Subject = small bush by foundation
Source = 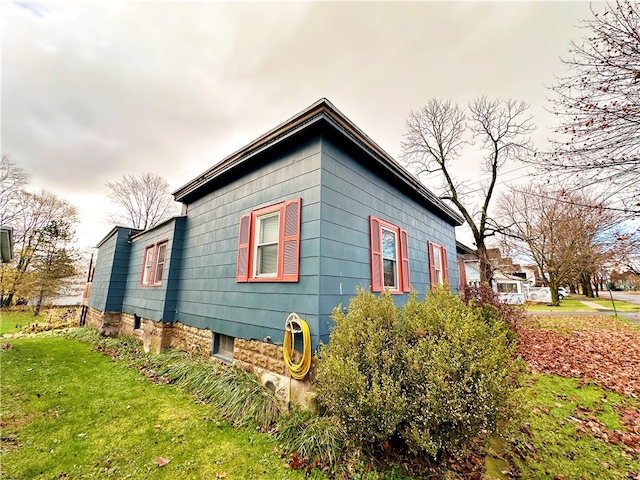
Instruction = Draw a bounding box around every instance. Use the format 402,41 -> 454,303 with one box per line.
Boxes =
316,285 -> 522,460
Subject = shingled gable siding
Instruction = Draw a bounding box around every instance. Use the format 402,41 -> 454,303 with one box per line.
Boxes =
173,136 -> 322,349
89,228 -> 133,313
316,137 -> 458,344
121,217 -> 186,323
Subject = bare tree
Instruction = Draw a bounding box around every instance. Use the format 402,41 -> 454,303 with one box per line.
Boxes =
612,226 -> 640,274
498,185 -> 616,305
0,154 -> 31,226
542,0 -> 640,216
401,96 -> 535,284
106,173 -> 179,230
1,190 -> 79,307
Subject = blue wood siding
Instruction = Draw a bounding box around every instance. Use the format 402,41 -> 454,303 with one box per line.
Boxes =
91,132 -> 460,354
174,136 -> 323,349
89,228 -> 133,312
121,217 -> 186,322
317,137 -> 458,343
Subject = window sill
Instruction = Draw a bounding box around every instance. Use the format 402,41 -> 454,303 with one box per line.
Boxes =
213,353 -> 234,364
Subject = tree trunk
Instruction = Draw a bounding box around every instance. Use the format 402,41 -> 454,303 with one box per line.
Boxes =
548,272 -> 561,306
581,273 -> 594,298
476,243 -> 493,285
34,288 -> 44,316
3,293 -> 14,308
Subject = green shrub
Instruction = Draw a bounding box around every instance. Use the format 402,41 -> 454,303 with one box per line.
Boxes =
316,285 -> 521,458
315,289 -> 407,445
401,287 -> 519,456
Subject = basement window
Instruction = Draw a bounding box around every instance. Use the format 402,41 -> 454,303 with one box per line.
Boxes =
133,314 -> 141,330
213,333 -> 235,362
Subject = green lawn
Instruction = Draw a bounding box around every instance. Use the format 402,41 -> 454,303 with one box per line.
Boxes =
508,375 -> 640,479
3,323 -> 639,479
587,296 -> 640,312
526,296 -> 596,311
526,295 -> 640,312
0,308 -> 40,335
0,335 -> 306,479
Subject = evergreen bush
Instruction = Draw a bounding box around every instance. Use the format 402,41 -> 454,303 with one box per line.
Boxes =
315,285 -> 521,458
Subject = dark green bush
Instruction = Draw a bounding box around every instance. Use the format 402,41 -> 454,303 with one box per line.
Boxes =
400,286 -> 518,456
316,285 -> 521,458
315,289 -> 407,446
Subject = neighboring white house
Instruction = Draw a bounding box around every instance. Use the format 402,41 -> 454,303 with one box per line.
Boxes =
457,244 -> 545,304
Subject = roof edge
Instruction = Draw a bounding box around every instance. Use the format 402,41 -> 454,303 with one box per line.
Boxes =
173,98 -> 464,225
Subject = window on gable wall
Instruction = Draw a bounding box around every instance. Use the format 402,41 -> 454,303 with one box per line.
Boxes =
428,241 -> 449,285
141,246 -> 155,285
140,240 -> 168,287
369,216 -> 410,293
153,242 -> 168,285
236,198 -> 301,283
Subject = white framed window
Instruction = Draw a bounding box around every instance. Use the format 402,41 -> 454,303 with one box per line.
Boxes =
381,227 -> 399,290
236,198 -> 302,283
140,240 -> 169,287
433,246 -> 443,285
254,211 -> 280,277
152,242 -> 168,285
428,241 -> 449,285
369,216 -> 410,293
141,246 -> 155,286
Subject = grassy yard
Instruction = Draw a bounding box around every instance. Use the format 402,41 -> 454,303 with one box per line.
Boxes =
0,308 -> 40,335
507,314 -> 640,480
526,297 -> 596,311
508,374 -> 640,479
2,313 -> 639,479
526,294 -> 640,312
0,335 -> 306,480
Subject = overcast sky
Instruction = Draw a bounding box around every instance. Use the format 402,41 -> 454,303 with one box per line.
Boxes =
2,0 -> 599,251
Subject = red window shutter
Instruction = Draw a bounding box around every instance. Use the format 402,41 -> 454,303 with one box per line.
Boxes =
280,198 -> 301,282
442,246 -> 450,284
457,256 -> 467,290
400,228 -> 411,292
370,216 -> 383,292
236,213 -> 251,282
427,241 -> 436,286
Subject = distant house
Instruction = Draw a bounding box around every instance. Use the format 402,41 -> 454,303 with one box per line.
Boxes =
610,270 -> 640,290
0,226 -> 13,263
87,98 -> 463,378
457,244 -> 532,303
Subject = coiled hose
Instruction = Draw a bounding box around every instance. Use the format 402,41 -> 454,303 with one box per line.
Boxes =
283,313 -> 312,380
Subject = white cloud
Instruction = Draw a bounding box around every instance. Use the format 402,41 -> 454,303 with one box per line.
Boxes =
2,1 -> 595,249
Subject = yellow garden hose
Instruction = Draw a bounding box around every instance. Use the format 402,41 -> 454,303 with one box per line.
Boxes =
283,313 -> 312,380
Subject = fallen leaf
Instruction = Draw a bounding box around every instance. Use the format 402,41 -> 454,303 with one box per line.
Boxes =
77,433 -> 87,437
216,472 -> 227,478
155,456 -> 170,467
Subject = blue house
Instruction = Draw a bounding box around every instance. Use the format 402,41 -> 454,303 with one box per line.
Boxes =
87,98 -> 463,376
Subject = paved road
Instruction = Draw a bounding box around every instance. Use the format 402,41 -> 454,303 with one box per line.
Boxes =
607,291 -> 640,305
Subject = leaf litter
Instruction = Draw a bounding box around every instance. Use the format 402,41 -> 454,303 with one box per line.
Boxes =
518,315 -> 640,457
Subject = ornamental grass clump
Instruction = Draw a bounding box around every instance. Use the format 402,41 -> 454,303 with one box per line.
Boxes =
147,348 -> 280,430
274,409 -> 347,466
315,285 -> 521,459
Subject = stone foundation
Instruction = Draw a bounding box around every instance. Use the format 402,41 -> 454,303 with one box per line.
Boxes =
84,306 -> 315,407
